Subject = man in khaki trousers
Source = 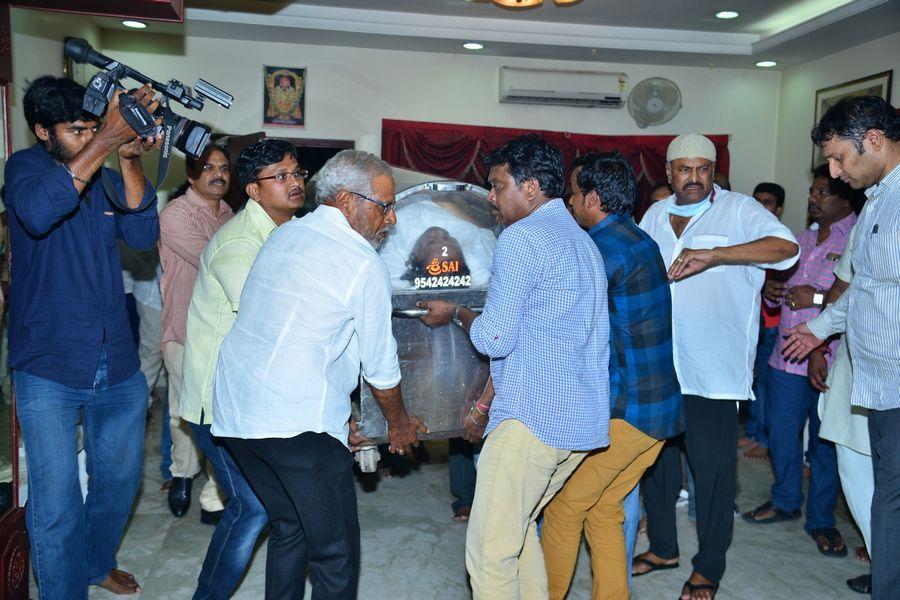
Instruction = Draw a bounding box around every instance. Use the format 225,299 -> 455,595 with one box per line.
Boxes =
420,134 -> 611,599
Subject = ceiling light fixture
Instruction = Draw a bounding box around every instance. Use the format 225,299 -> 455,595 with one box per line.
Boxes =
755,60 -> 778,68
463,42 -> 484,50
715,11 -> 739,19
491,0 -> 582,7
122,20 -> 147,29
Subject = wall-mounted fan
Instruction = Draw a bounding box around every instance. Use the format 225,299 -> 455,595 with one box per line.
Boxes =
627,77 -> 681,128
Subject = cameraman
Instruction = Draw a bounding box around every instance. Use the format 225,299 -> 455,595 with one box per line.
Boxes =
4,76 -> 161,599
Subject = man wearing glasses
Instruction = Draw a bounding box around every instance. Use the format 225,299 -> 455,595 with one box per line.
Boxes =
212,149 -> 425,599
159,144 -> 233,521
180,138 -> 306,598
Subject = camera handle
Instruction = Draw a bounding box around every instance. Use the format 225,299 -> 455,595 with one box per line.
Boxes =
99,97 -> 176,207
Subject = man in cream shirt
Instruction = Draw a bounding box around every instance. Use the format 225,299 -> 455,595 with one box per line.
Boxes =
180,139 -> 305,599
635,134 -> 798,600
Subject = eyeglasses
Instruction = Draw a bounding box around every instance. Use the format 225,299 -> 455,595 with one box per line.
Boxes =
201,164 -> 230,174
254,168 -> 308,183
808,186 -> 832,199
350,190 -> 395,215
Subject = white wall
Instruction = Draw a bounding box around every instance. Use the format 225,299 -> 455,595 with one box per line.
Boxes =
98,31 -> 782,194
775,31 -> 900,232
8,9 -> 100,156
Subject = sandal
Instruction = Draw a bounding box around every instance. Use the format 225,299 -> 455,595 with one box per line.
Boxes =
846,573 -> 871,594
632,555 -> 679,577
680,580 -> 719,600
741,500 -> 801,524
810,528 -> 848,557
451,506 -> 470,522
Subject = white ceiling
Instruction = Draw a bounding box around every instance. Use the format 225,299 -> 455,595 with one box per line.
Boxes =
95,0 -> 900,70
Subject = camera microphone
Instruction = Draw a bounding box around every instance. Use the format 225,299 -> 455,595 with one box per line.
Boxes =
65,37 -> 120,71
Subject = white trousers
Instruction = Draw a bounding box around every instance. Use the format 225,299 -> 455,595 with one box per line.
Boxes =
836,442 -> 874,552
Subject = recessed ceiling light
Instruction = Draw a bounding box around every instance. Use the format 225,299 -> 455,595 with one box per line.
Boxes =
715,11 -> 739,19
122,20 -> 147,29
755,60 -> 778,68
463,42 -> 484,51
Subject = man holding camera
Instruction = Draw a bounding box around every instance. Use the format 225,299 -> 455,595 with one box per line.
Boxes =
4,76 -> 161,598
159,145 -> 233,521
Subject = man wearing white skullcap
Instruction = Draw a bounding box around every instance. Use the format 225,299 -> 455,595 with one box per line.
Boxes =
632,134 -> 800,600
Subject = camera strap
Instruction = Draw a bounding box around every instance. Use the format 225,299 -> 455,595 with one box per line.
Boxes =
99,106 -> 175,208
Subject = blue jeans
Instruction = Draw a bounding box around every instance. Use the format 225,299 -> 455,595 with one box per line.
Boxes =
623,483 -> 640,591
14,349 -> 146,600
189,422 -> 268,600
766,368 -> 838,532
746,326 -> 778,447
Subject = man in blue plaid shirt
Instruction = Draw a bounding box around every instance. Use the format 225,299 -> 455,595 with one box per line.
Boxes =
541,151 -> 683,600
419,134 -> 610,599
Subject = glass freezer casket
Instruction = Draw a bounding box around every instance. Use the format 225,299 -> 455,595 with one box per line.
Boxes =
353,181 -> 501,442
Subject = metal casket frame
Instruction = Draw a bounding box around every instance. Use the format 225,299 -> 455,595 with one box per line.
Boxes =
352,181 -> 501,442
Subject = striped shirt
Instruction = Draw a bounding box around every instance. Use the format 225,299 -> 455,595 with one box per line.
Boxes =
768,212 -> 856,376
808,163 -> 900,411
159,188 -> 233,346
588,214 -> 683,441
469,199 -> 611,451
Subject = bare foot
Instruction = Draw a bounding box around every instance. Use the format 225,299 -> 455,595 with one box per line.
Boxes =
742,444 -> 769,461
160,479 -> 172,493
97,569 -> 141,595
856,546 -> 871,563
737,435 -> 755,448
637,516 -> 647,536
631,550 -> 678,576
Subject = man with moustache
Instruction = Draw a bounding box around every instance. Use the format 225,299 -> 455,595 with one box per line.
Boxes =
180,139 -> 305,598
4,76 -> 161,598
212,149 -> 425,599
418,134 -> 610,599
634,134 -> 798,600
743,167 -> 859,560
783,96 -> 900,598
159,145 -> 233,521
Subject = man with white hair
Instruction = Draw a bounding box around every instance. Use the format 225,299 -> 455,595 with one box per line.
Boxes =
211,149 -> 426,599
633,134 -> 799,600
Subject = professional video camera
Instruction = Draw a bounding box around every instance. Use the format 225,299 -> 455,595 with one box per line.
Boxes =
64,37 -> 233,160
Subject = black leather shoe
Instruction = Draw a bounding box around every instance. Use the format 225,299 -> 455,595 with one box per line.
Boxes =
847,574 -> 871,594
200,509 -> 224,526
167,477 -> 192,517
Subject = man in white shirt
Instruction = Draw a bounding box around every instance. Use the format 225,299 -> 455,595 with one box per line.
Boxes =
635,134 -> 798,600
783,96 -> 900,599
212,149 -> 425,599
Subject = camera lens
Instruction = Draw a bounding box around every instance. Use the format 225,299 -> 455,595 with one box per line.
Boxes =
170,117 -> 212,160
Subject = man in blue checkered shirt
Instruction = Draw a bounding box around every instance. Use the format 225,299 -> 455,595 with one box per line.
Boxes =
541,151 -> 684,600
419,134 -> 610,599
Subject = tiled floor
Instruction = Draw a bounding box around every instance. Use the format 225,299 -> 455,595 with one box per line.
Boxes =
30,401 -> 869,599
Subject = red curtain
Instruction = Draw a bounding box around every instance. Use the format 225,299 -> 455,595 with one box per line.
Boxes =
382,119 -> 730,220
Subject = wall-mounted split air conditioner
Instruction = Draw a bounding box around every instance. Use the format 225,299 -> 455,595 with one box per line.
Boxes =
499,66 -> 628,108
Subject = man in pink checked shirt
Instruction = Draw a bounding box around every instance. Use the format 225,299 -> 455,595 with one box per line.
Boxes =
742,164 -> 864,558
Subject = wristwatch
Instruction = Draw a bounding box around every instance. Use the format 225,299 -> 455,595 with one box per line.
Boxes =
813,292 -> 825,308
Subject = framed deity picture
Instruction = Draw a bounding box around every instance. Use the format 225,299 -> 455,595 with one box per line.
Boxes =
263,66 -> 306,128
812,70 -> 892,168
